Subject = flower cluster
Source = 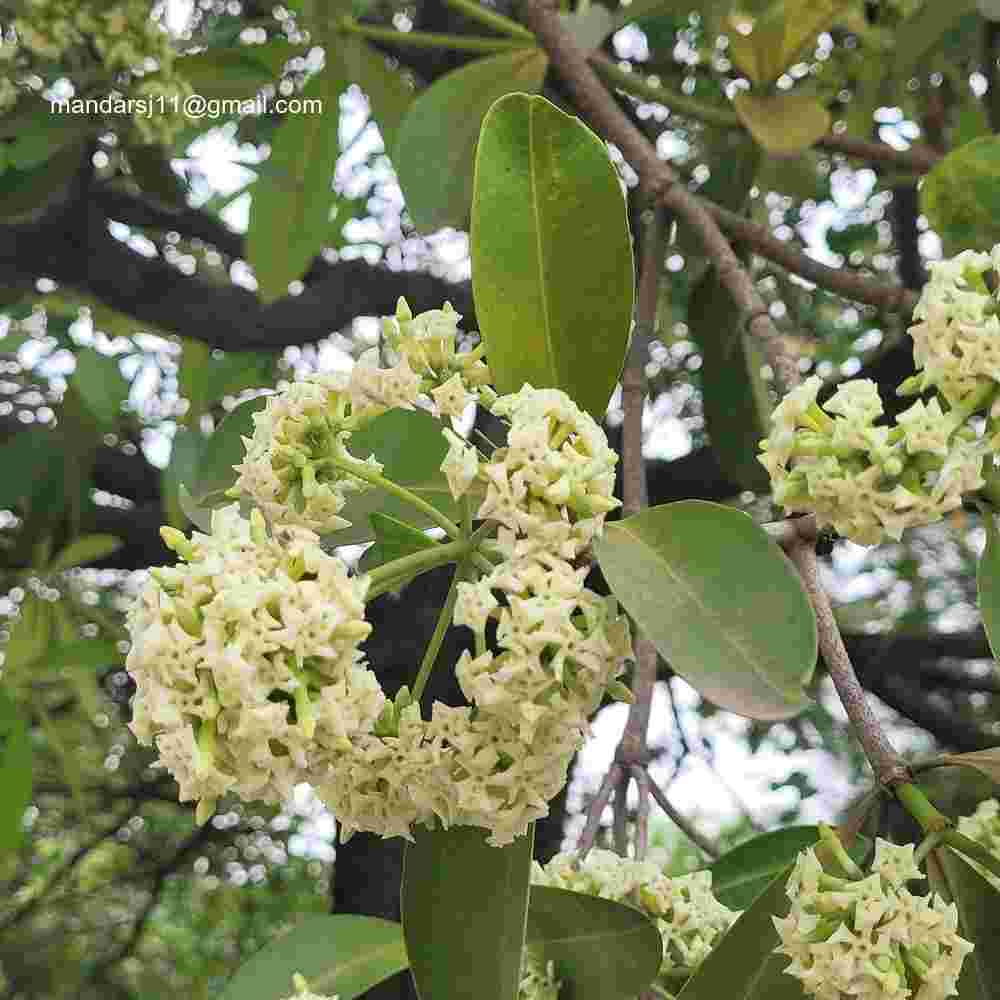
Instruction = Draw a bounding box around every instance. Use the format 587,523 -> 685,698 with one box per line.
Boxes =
758,375 -> 986,545
129,301 -> 632,847
758,245 -> 1000,546
523,850 -> 740,999
774,839 -> 974,1000
126,505 -> 375,824
11,0 -> 191,143
281,973 -> 337,1000
956,798 -> 1000,892
231,373 -> 385,535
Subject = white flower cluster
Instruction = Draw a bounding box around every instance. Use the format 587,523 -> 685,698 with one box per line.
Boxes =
10,0 -> 191,142
523,850 -> 740,999
281,973 -> 337,1000
956,797 -> 1000,891
758,375 -> 987,546
232,373 -> 387,535
774,840 -> 974,1000
126,505 -> 374,824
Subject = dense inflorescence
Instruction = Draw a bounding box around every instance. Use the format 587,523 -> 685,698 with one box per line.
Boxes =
522,849 -> 740,999
774,839 -> 974,1000
956,797 -> 1000,892
759,246 -> 1000,546
127,300 -> 633,846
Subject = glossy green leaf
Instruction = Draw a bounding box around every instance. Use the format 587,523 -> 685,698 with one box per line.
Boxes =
928,848 -> 1000,999
678,865 -> 803,999
202,351 -> 275,407
0,686 -> 32,855
163,429 -> 207,529
192,395 -> 269,501
219,914 -> 409,1000
126,144 -> 189,209
472,93 -> 633,422
0,430 -> 61,510
47,534 -> 122,573
733,93 -> 831,157
978,514 -> 1000,667
329,408 -> 467,546
247,68 -> 344,302
526,885 -> 662,1000
38,639 -> 122,674
358,512 -> 437,575
176,49 -> 274,101
339,36 -> 414,155
709,827 -> 820,910
935,749 -> 1000,787
395,50 -> 548,233
72,350 -> 129,427
0,99 -> 97,171
921,136 -> 1000,254
610,0 -> 729,33
0,143 -> 87,223
403,824 -> 534,1000
594,501 -> 816,720
893,0 -> 977,80
179,482 -> 214,533
687,267 -> 770,492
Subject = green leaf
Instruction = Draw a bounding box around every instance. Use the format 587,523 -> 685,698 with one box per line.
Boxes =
0,430 -> 61,510
126,144 -> 189,209
358,511 -> 437,575
175,49 -> 275,101
928,848 -> 1000,999
472,93 -> 633,422
201,351 -> 275,407
559,7 -> 618,51
687,268 -> 770,492
247,68 -> 344,302
934,749 -> 1000,787
921,136 -> 1000,254
0,98 -> 97,171
179,482 -> 214,533
677,865 -> 805,999
395,49 -> 548,234
330,408 -> 467,546
709,827 -> 821,910
38,639 -> 122,674
192,395 -> 270,501
164,428 -> 207,529
339,37 -> 414,155
733,93 -> 831,157
594,501 -> 817,720
72,350 -> 129,427
47,534 -> 122,573
526,885 -> 662,1000
3,595 -> 52,675
978,514 -> 1000,667
610,0 -> 729,34
0,143 -> 86,223
218,914 -> 409,1000
402,824 -> 534,1000
0,686 -> 32,855
892,0 -> 977,80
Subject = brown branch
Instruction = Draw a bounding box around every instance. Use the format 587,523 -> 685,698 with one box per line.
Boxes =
813,134 -> 940,174
785,517 -> 911,788
646,772 -> 720,858
523,0 -> 795,387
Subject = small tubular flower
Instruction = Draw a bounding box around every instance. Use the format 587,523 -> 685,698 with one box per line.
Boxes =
956,798 -> 1000,891
126,506 -> 373,822
774,839 -> 974,1000
282,973 -> 338,1000
532,850 -> 740,997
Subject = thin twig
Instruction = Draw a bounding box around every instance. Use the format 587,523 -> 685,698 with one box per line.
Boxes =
577,763 -> 623,858
785,517 -> 911,789
632,765 -> 651,861
613,775 -> 630,856
646,775 -> 720,859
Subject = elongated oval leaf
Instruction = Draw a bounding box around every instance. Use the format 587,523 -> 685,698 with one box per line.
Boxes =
677,865 -> 804,999
733,93 -> 831,157
395,49 -> 548,233
978,513 -> 1000,668
594,501 -> 817,720
192,395 -> 270,501
73,350 -> 129,427
247,67 -> 344,302
472,93 -> 633,421
47,534 -> 122,573
0,686 -> 32,854
709,827 -> 820,910
358,511 -> 437,575
892,0 -> 977,79
526,885 -> 662,1000
339,36 -> 414,155
928,848 -> 1000,999
936,749 -> 1000,786
219,914 -> 408,1000
40,639 -> 122,674
402,824 -> 534,1000
176,49 -> 274,101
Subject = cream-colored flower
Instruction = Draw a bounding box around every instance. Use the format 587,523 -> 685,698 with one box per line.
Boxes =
956,798 -> 1000,891
282,972 -> 338,1000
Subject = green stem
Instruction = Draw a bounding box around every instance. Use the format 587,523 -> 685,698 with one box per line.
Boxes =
412,560 -> 467,703
914,830 -> 946,866
590,56 -> 741,129
943,829 -> 1000,883
895,783 -> 952,834
365,539 -> 470,593
329,454 -> 462,538
341,18 -> 535,51
439,0 -> 536,40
